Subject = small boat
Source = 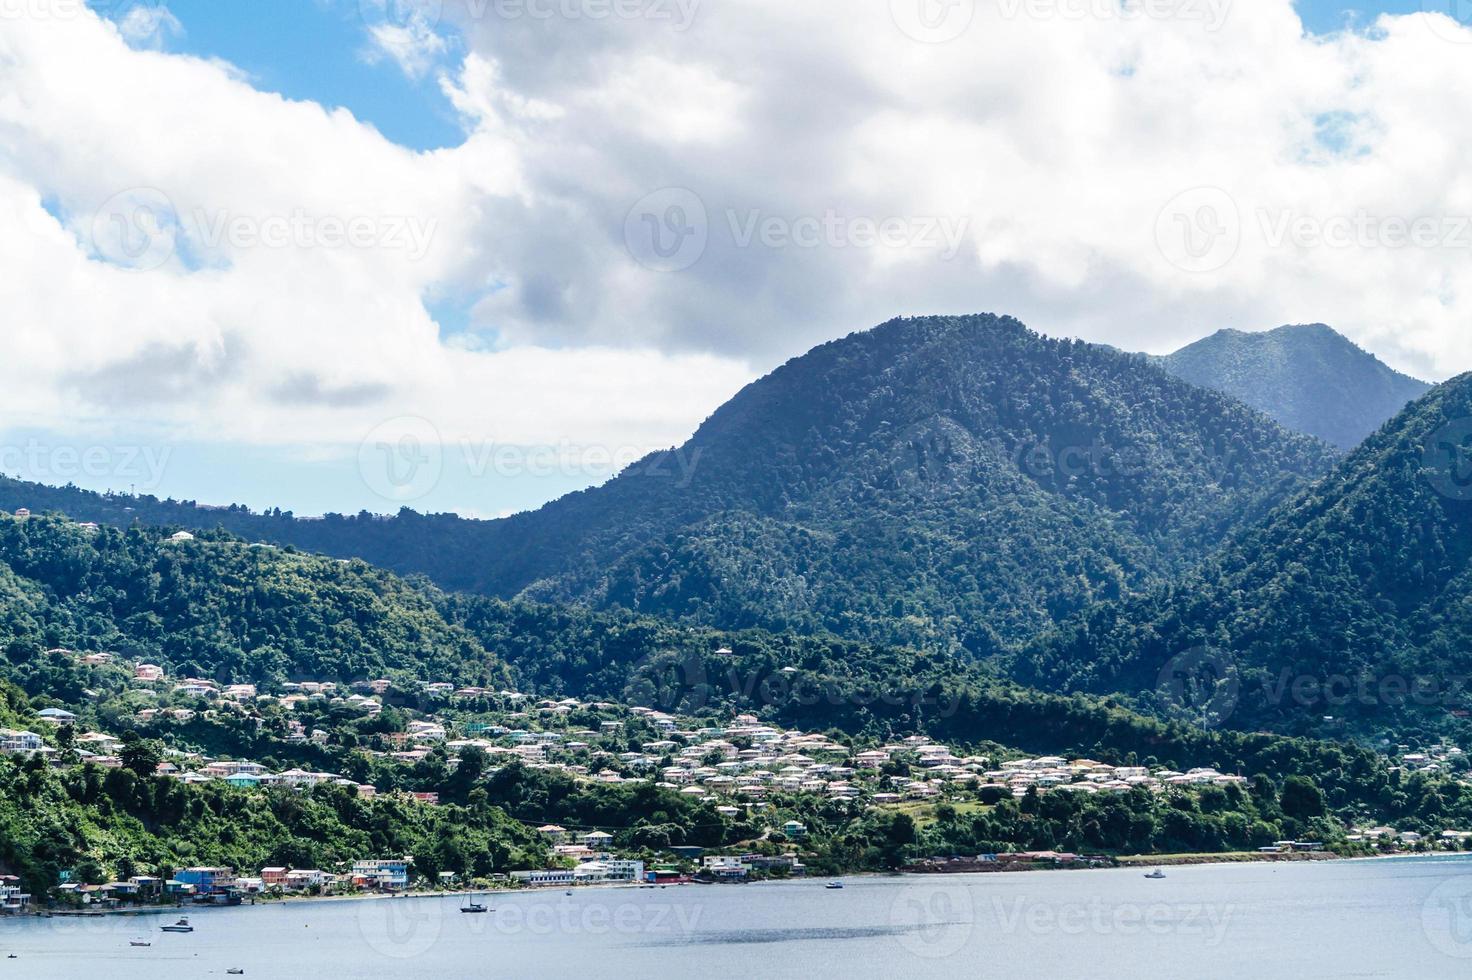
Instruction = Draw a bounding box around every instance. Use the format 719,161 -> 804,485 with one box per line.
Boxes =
129,940 -> 151,947
1144,869 -> 1166,879
564,890 -> 573,897
825,881 -> 844,890
227,970 -> 245,975
460,895 -> 489,913
160,916 -> 194,932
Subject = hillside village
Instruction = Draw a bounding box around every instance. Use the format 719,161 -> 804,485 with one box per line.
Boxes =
5,644 -> 1472,912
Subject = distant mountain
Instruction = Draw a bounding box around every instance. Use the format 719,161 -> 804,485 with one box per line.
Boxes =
0,314 -> 1335,651
1156,323 -> 1431,449
1017,373 -> 1472,736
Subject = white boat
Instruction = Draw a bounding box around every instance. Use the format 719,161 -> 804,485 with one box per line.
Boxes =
160,917 -> 194,932
825,881 -> 844,890
1144,869 -> 1166,879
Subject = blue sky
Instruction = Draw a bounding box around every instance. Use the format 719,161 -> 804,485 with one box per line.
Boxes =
121,0 -> 466,151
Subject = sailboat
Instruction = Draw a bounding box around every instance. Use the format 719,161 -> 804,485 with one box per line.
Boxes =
459,894 -> 489,913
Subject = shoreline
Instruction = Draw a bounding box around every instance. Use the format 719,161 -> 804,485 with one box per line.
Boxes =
24,850 -> 1470,918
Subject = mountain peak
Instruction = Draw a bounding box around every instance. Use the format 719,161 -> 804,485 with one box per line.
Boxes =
1157,323 -> 1431,449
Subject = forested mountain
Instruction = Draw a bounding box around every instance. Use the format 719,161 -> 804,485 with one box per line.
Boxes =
0,315 -> 1335,651
0,516 -> 508,689
1017,373 -> 1472,737
1156,324 -> 1431,449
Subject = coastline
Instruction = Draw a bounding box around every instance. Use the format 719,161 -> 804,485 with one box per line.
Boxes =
25,849 -> 1470,919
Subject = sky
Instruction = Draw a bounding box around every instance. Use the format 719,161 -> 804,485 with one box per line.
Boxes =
2,0 -> 1471,517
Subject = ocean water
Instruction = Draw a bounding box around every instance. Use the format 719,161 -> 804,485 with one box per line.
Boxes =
5,856 -> 1472,979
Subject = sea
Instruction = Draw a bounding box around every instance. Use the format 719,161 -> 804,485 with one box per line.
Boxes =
5,855 -> 1472,978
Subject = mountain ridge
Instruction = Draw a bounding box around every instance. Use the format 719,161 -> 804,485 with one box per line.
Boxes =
0,314 -> 1336,652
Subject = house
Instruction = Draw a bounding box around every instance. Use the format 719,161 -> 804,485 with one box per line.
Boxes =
511,869 -> 576,886
261,867 -> 290,889
537,825 -> 567,842
286,869 -> 333,891
174,867 -> 236,896
75,732 -> 121,753
581,831 -> 615,848
781,820 -> 808,840
0,729 -> 45,755
134,664 -> 165,682
352,859 -> 410,890
0,888 -> 29,913
0,878 -> 31,913
169,531 -> 195,542
36,708 -> 77,725
701,856 -> 749,879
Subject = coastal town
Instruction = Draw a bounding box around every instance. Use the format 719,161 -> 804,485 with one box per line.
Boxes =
4,643 -> 1472,914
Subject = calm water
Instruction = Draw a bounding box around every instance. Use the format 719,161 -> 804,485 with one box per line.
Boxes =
6,856 -> 1472,978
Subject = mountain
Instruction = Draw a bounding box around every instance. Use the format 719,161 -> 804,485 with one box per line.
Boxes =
1017,373 -> 1472,737
0,315 -> 1336,650
0,315 -> 1336,651
1156,324 -> 1432,449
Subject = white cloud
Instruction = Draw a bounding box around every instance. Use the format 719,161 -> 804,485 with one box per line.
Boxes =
427,0 -> 1472,380
0,8 -> 751,461
5,0 -> 1472,506
364,21 -> 450,78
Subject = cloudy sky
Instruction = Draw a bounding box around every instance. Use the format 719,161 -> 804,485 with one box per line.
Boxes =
2,0 -> 1470,516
